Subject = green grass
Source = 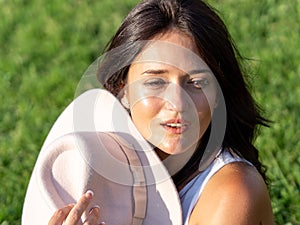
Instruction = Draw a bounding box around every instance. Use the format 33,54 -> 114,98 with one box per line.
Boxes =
0,0 -> 299,224
213,1 -> 300,224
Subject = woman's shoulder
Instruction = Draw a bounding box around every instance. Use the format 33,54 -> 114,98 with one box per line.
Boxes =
189,162 -> 274,225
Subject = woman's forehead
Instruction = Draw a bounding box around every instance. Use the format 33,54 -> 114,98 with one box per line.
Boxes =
133,39 -> 210,73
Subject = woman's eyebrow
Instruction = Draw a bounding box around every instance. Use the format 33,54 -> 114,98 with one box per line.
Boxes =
141,69 -> 168,75
187,69 -> 212,75
141,69 -> 212,76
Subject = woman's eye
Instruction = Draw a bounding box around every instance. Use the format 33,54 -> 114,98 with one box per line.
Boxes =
144,78 -> 168,89
188,78 -> 209,89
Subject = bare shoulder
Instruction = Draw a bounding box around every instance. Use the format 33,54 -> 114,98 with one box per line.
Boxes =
189,162 -> 274,225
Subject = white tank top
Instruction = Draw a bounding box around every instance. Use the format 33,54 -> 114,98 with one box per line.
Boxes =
179,149 -> 253,225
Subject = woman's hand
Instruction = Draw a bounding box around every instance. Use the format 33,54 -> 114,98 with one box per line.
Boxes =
48,190 -> 104,225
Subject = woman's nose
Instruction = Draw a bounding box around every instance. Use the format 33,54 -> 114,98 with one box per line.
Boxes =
163,83 -> 190,112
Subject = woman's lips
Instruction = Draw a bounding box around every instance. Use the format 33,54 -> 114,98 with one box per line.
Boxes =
160,119 -> 189,134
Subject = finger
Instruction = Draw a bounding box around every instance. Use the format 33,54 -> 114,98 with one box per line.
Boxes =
64,190 -> 94,225
48,204 -> 74,225
83,206 -> 101,225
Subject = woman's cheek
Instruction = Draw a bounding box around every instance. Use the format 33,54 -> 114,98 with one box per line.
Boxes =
130,97 -> 162,138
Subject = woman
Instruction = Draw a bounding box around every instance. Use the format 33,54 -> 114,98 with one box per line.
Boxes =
49,0 -> 274,224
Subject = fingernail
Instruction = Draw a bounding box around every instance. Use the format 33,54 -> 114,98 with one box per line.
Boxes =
100,222 -> 106,225
94,205 -> 100,209
90,206 -> 100,215
89,205 -> 100,213
85,190 -> 94,199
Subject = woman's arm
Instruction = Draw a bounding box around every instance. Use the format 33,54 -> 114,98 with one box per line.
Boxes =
48,190 -> 103,225
189,162 -> 274,225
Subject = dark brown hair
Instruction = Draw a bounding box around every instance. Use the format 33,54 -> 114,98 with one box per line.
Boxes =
97,0 -> 269,186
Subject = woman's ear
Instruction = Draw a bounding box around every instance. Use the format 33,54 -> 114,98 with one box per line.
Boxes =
214,99 -> 218,109
120,91 -> 130,110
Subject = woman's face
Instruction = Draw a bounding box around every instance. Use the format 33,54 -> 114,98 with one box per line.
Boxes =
124,31 -> 217,159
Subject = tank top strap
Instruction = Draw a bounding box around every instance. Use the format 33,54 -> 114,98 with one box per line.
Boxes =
179,148 -> 253,225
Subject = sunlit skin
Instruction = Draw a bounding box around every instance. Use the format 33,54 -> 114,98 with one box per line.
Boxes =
124,30 -> 218,161
48,29 -> 274,225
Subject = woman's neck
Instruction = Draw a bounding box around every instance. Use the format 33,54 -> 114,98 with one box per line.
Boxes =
153,144 -> 199,178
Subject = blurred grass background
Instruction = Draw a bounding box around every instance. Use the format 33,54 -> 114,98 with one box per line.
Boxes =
0,0 -> 299,224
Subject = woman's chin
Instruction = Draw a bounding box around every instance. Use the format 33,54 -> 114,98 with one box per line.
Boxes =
156,140 -> 198,156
